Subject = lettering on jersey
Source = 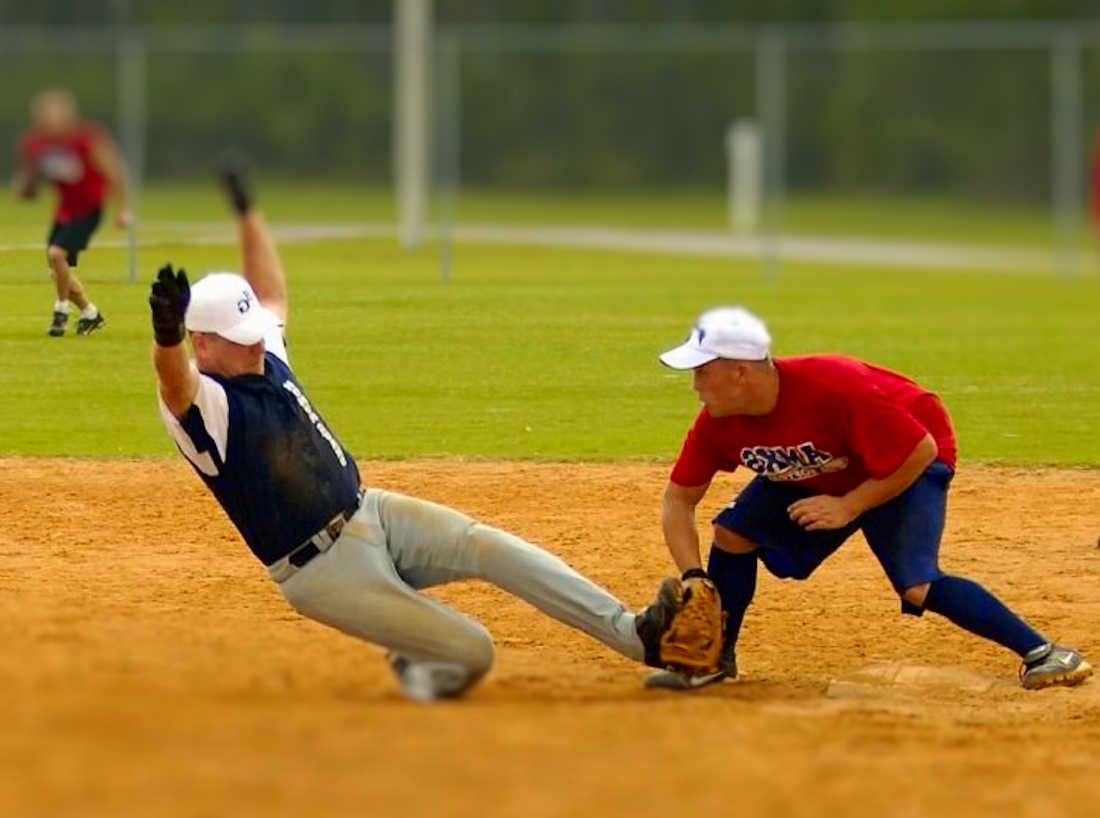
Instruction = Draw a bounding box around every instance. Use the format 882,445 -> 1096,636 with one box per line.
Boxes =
740,442 -> 849,482
38,148 -> 83,183
281,380 -> 348,467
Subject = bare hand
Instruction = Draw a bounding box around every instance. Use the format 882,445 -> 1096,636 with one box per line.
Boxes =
787,495 -> 860,531
13,172 -> 38,200
115,208 -> 132,229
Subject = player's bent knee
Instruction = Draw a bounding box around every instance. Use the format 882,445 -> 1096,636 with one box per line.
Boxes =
712,524 -> 759,555
46,245 -> 68,266
463,628 -> 495,681
899,582 -> 931,616
428,625 -> 493,697
418,613 -> 494,682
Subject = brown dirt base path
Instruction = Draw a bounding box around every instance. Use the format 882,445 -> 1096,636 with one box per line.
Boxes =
1,459 -> 1099,818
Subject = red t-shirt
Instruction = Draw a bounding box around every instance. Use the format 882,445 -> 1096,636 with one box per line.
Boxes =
19,122 -> 109,222
670,355 -> 957,495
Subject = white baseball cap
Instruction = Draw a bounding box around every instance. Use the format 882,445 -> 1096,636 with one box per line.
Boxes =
659,306 -> 772,369
185,272 -> 280,345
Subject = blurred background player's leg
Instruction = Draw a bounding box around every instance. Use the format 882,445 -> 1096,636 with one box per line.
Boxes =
45,242 -> 101,336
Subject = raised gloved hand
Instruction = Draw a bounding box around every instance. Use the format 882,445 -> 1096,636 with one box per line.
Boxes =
149,264 -> 190,347
218,151 -> 254,214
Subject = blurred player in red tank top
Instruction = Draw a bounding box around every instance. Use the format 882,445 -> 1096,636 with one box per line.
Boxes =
12,89 -> 130,337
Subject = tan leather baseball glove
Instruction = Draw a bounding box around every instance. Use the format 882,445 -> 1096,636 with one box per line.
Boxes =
659,576 -> 724,674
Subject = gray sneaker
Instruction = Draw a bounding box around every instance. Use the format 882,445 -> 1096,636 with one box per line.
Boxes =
385,652 -> 469,701
644,641 -> 737,690
1019,643 -> 1092,690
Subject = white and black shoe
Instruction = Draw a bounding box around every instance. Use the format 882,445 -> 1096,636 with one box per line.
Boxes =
644,641 -> 737,690
76,311 -> 106,336
47,310 -> 68,337
1019,643 -> 1092,690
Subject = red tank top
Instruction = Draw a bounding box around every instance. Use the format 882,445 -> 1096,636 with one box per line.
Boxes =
20,122 -> 109,222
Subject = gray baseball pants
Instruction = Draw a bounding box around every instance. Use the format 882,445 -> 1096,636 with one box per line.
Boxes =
270,488 -> 644,699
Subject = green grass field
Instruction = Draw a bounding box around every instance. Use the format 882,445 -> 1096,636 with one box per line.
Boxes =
1,183 -> 1097,464
0,180 -> 1078,248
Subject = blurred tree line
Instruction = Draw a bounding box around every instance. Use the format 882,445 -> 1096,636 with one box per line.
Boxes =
1,0 -> 1096,199
0,0 -> 1090,25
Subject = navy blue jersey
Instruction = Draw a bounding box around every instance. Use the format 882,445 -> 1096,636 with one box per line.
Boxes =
160,329 -> 361,565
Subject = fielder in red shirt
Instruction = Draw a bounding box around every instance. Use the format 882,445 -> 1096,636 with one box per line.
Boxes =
12,89 -> 130,337
649,306 -> 1091,691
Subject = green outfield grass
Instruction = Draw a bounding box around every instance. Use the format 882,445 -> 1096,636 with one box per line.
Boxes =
0,180 -> 1079,248
0,201 -> 1097,464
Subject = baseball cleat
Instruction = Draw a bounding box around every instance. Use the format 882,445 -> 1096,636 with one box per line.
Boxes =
47,310 -> 68,336
1019,643 -> 1092,690
644,642 -> 737,690
75,312 -> 106,335
386,652 -> 471,701
635,577 -> 683,669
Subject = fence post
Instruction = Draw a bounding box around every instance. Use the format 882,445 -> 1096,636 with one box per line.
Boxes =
1051,29 -> 1083,279
434,31 -> 460,283
756,30 -> 785,280
116,26 -> 146,284
727,119 -> 762,234
395,0 -> 432,249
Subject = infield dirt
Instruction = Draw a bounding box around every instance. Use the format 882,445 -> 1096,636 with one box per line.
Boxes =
2,459 -> 1098,818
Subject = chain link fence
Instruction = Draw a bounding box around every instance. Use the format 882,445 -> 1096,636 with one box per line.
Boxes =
2,22 -> 1097,275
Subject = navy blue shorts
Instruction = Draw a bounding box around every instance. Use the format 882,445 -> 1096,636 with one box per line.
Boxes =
48,208 -> 102,266
712,461 -> 954,593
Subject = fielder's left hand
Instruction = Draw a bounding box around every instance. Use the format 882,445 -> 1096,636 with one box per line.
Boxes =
787,495 -> 860,531
149,264 -> 190,347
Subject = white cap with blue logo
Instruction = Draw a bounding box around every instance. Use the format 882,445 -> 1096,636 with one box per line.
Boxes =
659,306 -> 772,369
185,272 -> 281,345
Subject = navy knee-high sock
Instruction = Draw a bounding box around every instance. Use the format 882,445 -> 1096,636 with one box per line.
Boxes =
707,547 -> 758,648
922,575 -> 1046,657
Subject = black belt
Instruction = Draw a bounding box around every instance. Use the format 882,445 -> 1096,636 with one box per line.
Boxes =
285,488 -> 365,569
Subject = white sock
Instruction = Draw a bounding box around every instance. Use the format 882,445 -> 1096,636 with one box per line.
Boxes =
80,303 -> 98,320
54,300 -> 70,314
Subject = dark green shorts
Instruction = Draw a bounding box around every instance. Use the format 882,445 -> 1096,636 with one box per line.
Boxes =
47,209 -> 102,266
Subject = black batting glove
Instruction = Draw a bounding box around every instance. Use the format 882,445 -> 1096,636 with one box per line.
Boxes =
149,264 -> 190,347
217,151 -> 254,214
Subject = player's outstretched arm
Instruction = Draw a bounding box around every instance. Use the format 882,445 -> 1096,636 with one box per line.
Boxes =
218,156 -> 288,324
149,264 -> 199,416
11,142 -> 36,200
661,480 -> 711,573
89,133 -> 131,228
